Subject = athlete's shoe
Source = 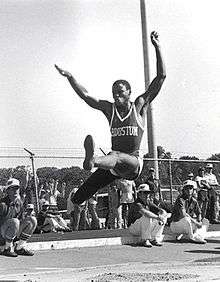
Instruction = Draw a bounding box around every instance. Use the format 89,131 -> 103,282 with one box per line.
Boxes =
189,238 -> 207,244
15,247 -> 34,256
150,240 -> 163,247
137,239 -> 153,248
83,135 -> 95,170
2,247 -> 18,257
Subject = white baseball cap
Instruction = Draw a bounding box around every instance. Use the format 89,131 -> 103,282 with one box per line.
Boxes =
206,163 -> 213,168
137,184 -> 151,193
26,204 -> 34,210
6,178 -> 20,189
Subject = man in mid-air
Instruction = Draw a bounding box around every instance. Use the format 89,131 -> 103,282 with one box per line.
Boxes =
55,31 -> 166,205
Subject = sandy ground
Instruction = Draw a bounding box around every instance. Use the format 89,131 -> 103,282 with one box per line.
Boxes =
1,238 -> 220,281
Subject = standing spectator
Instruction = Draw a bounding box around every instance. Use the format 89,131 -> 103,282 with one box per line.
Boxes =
170,180 -> 208,244
107,183 -> 121,229
0,186 -> 6,199
215,193 -> 220,221
88,193 -> 100,230
117,179 -> 136,228
195,167 -> 210,220
24,166 -> 39,210
0,178 -> 37,257
38,185 -> 49,210
204,163 -> 220,224
128,184 -> 168,247
46,178 -> 61,206
145,168 -> 160,201
57,181 -> 67,210
69,180 -> 90,231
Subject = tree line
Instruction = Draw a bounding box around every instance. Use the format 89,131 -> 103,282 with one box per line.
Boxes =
0,147 -> 220,196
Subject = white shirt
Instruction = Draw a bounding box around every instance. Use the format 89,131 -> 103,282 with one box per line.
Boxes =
118,179 -> 135,204
204,172 -> 219,186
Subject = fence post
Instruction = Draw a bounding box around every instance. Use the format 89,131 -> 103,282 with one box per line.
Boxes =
168,159 -> 173,205
24,148 -> 39,214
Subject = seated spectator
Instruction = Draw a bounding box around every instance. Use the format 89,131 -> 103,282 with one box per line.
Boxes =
128,184 -> 168,247
37,201 -> 70,233
0,178 -> 37,257
170,180 -> 208,244
36,202 -> 51,233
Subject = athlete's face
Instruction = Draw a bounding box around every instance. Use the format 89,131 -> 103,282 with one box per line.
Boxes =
112,83 -> 131,106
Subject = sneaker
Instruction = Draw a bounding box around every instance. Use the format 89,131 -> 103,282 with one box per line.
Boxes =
83,135 -> 95,170
2,247 -> 18,257
15,247 -> 34,256
150,240 -> 163,247
141,240 -> 153,248
189,238 -> 207,244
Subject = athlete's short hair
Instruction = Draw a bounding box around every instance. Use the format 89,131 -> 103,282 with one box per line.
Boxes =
112,80 -> 131,93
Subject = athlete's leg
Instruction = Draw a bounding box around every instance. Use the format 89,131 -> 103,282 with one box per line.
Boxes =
83,135 -> 140,180
72,169 -> 119,205
95,152 -> 139,179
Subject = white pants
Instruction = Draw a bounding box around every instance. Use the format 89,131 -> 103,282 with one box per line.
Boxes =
128,216 -> 166,242
170,217 -> 208,240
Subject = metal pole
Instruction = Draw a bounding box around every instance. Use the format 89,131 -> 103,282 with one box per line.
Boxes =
140,0 -> 159,179
24,148 -> 39,213
168,160 -> 173,205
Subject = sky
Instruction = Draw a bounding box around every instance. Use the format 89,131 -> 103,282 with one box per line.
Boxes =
0,0 -> 220,169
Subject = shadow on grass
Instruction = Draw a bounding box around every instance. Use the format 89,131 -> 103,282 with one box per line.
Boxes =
185,249 -> 220,255
206,239 -> 220,244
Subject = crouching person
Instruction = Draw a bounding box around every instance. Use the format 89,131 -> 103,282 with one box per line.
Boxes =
170,180 -> 208,244
0,178 -> 37,257
127,184 -> 168,247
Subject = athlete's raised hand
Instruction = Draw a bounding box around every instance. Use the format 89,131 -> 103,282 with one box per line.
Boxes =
150,31 -> 160,47
55,64 -> 72,79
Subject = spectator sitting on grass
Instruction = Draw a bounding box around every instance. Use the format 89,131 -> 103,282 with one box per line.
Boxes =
128,184 -> 168,247
170,180 -> 208,244
36,201 -> 70,233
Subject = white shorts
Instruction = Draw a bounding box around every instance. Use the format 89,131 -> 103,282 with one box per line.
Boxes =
110,150 -> 143,180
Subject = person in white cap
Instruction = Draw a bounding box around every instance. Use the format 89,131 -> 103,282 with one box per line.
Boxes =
204,163 -> 220,224
0,178 -> 37,257
170,180 -> 208,244
127,183 -> 168,247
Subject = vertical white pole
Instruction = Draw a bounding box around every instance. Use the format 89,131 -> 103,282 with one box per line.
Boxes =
140,0 -> 159,179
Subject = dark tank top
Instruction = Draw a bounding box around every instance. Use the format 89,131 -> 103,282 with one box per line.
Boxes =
109,103 -> 144,153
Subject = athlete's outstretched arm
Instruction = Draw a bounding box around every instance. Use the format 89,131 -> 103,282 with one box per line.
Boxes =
55,64 -> 110,111
135,31 -> 166,109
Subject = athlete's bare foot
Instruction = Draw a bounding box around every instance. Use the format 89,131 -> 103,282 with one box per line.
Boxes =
83,135 -> 95,170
